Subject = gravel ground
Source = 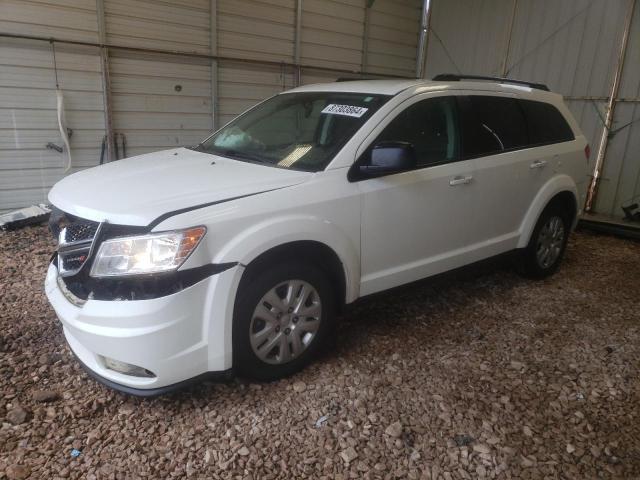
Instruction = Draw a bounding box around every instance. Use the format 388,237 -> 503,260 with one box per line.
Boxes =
1,225 -> 639,479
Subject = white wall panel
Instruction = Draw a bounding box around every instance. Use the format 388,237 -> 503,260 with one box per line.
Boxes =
217,0 -> 295,127
0,0 -> 99,43
108,54 -> 213,156
1,0 -> 423,212
301,0 -> 365,71
0,0 -> 101,211
425,0 -> 511,78
366,0 -> 420,77
101,0 -> 214,158
105,0 -> 210,53
0,34 -> 104,212
218,63 -> 294,127
218,0 -> 295,62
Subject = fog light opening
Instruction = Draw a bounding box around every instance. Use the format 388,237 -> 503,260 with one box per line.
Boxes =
100,356 -> 156,378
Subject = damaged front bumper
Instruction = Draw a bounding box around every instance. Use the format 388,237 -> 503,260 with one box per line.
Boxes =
45,261 -> 239,395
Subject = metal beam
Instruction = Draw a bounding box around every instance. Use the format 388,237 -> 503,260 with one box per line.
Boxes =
294,0 -> 302,86
415,0 -> 432,78
501,0 -> 518,77
361,3 -> 371,73
585,0 -> 636,212
0,32 -> 412,80
565,96 -> 640,103
95,0 -> 115,162
210,0 -> 219,130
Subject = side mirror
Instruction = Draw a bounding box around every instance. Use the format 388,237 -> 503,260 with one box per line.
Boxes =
358,141 -> 417,177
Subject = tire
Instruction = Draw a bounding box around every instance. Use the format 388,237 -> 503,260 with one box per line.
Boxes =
518,204 -> 571,279
232,261 -> 336,381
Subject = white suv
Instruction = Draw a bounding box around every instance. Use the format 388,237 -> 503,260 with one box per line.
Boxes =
45,75 -> 589,395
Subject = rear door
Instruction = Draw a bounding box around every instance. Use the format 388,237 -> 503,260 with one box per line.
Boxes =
520,99 -> 581,203
458,94 -> 542,252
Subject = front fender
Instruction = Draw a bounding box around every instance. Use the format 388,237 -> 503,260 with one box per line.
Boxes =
213,214 -> 360,302
517,175 -> 578,248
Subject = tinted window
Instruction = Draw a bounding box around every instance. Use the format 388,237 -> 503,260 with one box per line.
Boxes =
520,100 -> 574,145
374,96 -> 459,167
457,97 -> 501,157
461,96 -> 529,158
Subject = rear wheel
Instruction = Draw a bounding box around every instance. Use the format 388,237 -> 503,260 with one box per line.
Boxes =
233,262 -> 335,380
518,205 -> 571,279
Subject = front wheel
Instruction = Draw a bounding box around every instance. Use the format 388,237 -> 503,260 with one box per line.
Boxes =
518,206 -> 571,279
232,262 -> 335,381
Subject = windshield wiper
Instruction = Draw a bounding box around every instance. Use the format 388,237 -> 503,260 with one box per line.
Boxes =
219,149 -> 269,164
184,140 -> 207,152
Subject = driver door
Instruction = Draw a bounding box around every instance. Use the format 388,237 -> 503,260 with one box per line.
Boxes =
356,94 -> 480,296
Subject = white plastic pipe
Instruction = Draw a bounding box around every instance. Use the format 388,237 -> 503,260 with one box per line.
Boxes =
56,88 -> 72,173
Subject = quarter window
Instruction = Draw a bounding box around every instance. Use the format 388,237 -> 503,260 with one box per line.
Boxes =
373,96 -> 460,167
520,100 -> 574,145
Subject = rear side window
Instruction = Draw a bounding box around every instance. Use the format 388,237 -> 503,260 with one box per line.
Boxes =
460,95 -> 529,158
520,100 -> 574,145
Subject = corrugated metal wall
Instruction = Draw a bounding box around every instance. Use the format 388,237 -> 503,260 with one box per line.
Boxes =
0,0 -> 104,213
594,1 -> 640,217
217,0 -> 296,126
366,0 -> 421,77
425,0 -> 511,77
425,0 -> 640,219
0,0 -> 422,212
301,0 -> 365,71
105,0 -> 214,156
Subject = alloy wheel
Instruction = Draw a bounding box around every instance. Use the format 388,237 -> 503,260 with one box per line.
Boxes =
249,279 -> 322,365
535,215 -> 565,269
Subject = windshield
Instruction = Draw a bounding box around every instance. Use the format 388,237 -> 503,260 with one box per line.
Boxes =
193,92 -> 390,172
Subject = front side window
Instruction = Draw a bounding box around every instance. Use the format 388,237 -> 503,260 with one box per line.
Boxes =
373,96 -> 460,167
194,92 -> 389,172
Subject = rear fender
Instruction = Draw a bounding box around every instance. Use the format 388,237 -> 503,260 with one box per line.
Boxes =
517,175 -> 578,248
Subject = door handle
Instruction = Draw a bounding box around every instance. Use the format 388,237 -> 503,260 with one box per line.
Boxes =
449,175 -> 473,186
530,160 -> 547,169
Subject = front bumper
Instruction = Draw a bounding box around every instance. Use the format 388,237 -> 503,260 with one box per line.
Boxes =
72,351 -> 232,397
45,262 -> 241,394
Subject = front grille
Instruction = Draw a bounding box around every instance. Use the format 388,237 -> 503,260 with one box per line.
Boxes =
61,222 -> 98,245
55,216 -> 101,277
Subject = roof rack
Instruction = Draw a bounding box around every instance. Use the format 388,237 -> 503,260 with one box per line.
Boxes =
432,74 -> 550,92
335,77 -> 377,82
335,76 -> 414,82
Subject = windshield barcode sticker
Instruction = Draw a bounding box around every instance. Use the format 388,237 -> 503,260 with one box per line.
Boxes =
321,104 -> 368,118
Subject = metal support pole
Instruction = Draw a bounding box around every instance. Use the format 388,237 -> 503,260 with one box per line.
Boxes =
361,4 -> 371,73
501,0 -> 518,77
585,0 -> 636,212
294,0 -> 303,86
210,0 -> 219,130
415,0 -> 432,78
96,0 -> 115,162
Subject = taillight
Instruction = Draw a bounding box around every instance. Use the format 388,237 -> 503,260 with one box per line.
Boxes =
584,144 -> 591,160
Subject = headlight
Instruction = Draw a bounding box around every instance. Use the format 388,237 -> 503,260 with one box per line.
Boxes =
90,226 -> 206,277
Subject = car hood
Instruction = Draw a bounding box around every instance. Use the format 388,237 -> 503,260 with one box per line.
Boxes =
48,148 -> 313,226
